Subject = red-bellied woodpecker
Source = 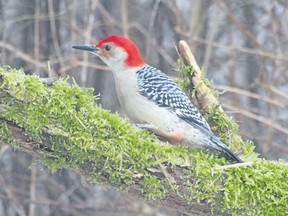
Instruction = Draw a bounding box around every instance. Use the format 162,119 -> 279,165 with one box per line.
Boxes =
73,35 -> 243,163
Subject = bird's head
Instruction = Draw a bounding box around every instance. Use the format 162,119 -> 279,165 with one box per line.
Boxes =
73,35 -> 146,71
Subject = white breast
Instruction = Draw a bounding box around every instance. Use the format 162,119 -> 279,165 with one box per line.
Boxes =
113,67 -> 179,132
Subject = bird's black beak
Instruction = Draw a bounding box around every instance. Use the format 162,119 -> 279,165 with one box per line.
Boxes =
72,45 -> 99,53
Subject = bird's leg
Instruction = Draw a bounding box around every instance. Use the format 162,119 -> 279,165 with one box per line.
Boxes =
40,77 -> 58,85
133,123 -> 158,130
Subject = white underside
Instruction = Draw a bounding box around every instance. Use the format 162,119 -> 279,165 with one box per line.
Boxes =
112,67 -> 209,148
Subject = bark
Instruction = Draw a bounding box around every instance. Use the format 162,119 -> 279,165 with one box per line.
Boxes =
1,121 -> 211,216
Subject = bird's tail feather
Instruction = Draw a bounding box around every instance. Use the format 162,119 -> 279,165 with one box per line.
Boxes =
210,137 -> 243,163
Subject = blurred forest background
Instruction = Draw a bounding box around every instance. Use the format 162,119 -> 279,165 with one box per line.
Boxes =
0,0 -> 288,215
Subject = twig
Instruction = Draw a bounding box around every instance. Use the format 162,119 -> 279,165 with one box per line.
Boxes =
215,84 -> 286,108
215,162 -> 253,170
121,0 -> 129,38
48,0 -> 64,67
0,42 -> 47,71
189,37 -> 288,63
178,40 -> 221,113
29,160 -> 37,216
222,103 -> 288,136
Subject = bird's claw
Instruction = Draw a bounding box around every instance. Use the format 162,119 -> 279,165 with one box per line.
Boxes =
134,123 -> 158,130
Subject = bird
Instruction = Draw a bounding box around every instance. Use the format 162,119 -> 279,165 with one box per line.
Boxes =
73,35 -> 243,163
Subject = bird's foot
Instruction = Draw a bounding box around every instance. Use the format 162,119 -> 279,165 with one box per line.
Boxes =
40,77 -> 58,85
133,123 -> 158,130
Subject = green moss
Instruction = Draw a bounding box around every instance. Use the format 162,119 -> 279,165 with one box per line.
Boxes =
143,175 -> 167,200
182,152 -> 224,206
221,160 -> 288,215
177,59 -> 217,99
0,121 -> 18,148
0,66 -> 288,215
177,59 -> 195,97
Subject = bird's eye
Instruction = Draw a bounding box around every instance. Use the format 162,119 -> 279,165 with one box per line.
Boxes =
104,44 -> 112,52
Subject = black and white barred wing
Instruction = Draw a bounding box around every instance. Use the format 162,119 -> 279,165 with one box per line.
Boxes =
136,66 -> 211,133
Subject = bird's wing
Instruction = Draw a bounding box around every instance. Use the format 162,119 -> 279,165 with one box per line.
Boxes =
136,66 -> 212,133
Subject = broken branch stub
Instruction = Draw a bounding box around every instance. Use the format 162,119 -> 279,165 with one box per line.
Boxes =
178,40 -> 223,113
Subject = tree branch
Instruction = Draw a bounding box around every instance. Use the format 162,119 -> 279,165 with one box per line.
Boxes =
179,40 -> 221,113
178,40 -> 255,156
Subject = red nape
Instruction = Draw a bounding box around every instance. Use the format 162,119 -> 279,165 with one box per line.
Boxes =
96,35 -> 146,67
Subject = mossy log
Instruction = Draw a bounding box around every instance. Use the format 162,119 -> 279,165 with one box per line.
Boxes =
0,43 -> 287,215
